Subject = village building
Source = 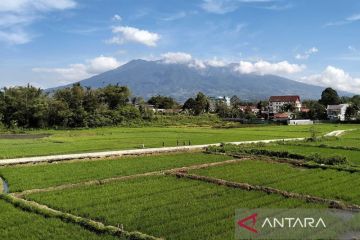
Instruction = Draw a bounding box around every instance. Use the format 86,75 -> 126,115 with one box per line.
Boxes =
268,95 -> 302,114
238,105 -> 260,114
327,104 -> 349,121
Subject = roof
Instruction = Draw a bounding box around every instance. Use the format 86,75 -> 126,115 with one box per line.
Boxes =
269,95 -> 300,102
327,104 -> 349,110
273,113 -> 289,119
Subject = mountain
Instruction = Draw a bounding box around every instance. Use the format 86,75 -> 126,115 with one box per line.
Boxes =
50,59 -> 351,101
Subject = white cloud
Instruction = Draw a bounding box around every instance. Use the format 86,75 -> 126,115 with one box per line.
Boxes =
300,66 -> 360,94
112,14 -> 122,21
161,52 -> 216,69
161,52 -> 193,64
201,0 -> 277,14
161,11 -> 187,21
206,57 -> 226,67
107,26 -> 160,47
86,55 -> 122,74
346,13 -> 360,21
295,47 -> 319,60
234,60 -> 305,75
0,29 -> 30,44
0,0 -> 76,44
189,59 -> 206,69
32,56 -> 122,83
201,0 -> 239,14
0,0 -> 76,12
325,13 -> 360,27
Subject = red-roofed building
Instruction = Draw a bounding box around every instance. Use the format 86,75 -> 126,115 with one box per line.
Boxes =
273,112 -> 290,119
268,95 -> 302,114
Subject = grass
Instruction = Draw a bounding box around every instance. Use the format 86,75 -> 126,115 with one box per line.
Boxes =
191,159 -> 360,205
0,152 -> 231,192
0,199 -> 121,240
0,124 -> 356,159
245,143 -> 360,166
288,128 -> 360,148
26,175 -> 323,240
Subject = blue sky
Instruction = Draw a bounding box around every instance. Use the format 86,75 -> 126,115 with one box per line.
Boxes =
0,0 -> 360,93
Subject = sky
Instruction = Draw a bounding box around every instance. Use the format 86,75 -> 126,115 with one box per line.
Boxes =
0,0 -> 360,94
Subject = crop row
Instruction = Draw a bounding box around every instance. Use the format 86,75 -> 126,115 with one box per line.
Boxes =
0,152 -> 231,192
192,160 -> 360,205
25,175 -> 323,240
0,198 -> 120,240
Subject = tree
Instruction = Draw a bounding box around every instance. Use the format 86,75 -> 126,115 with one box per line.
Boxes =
0,85 -> 48,128
193,92 -> 209,115
302,100 -> 327,120
182,93 -> 210,115
101,85 -> 130,110
281,103 -> 296,112
148,95 -> 178,109
183,98 -> 196,114
230,95 -> 241,108
215,101 -> 230,118
345,104 -> 360,120
319,88 -> 340,106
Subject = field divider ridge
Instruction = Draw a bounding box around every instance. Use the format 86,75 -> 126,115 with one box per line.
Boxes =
0,193 -> 163,240
166,171 -> 360,211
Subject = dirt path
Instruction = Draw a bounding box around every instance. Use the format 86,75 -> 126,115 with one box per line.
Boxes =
324,129 -> 354,137
0,129 -> 350,166
0,138 -> 303,166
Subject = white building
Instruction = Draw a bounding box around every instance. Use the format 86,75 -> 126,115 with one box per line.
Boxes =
288,119 -> 313,125
268,95 -> 302,114
327,104 -> 349,121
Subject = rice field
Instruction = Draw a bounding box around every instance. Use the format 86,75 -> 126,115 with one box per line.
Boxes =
0,200 -> 121,240
0,124 -> 355,159
0,152 -> 231,192
0,124 -> 358,239
25,175 -> 324,240
191,159 -> 360,205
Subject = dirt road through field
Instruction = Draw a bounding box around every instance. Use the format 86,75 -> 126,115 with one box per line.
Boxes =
0,129 -> 351,166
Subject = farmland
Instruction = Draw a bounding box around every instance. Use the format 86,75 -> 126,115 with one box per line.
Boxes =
0,200 -> 121,240
0,124 -> 356,159
191,159 -> 360,205
25,175 -> 323,240
0,152 -> 232,192
0,124 -> 359,239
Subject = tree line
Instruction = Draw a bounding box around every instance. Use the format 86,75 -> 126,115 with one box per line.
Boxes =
0,84 -> 155,128
0,84 -> 358,129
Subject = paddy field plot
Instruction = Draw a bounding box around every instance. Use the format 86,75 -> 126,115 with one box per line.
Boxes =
0,124 -> 356,159
24,175 -> 323,240
0,200 -> 121,240
191,159 -> 360,205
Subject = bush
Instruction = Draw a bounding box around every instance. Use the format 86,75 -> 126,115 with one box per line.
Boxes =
307,153 -> 348,165
206,144 -> 348,165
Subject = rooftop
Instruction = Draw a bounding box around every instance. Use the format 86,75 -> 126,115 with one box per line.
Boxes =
269,95 -> 300,102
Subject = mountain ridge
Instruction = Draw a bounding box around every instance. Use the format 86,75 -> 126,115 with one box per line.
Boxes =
49,59 -> 352,101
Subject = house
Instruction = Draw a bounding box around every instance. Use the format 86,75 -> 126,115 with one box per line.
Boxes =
327,104 -> 349,121
208,96 -> 231,112
273,112 -> 290,120
268,95 -> 302,114
288,119 -> 313,125
238,105 -> 260,114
